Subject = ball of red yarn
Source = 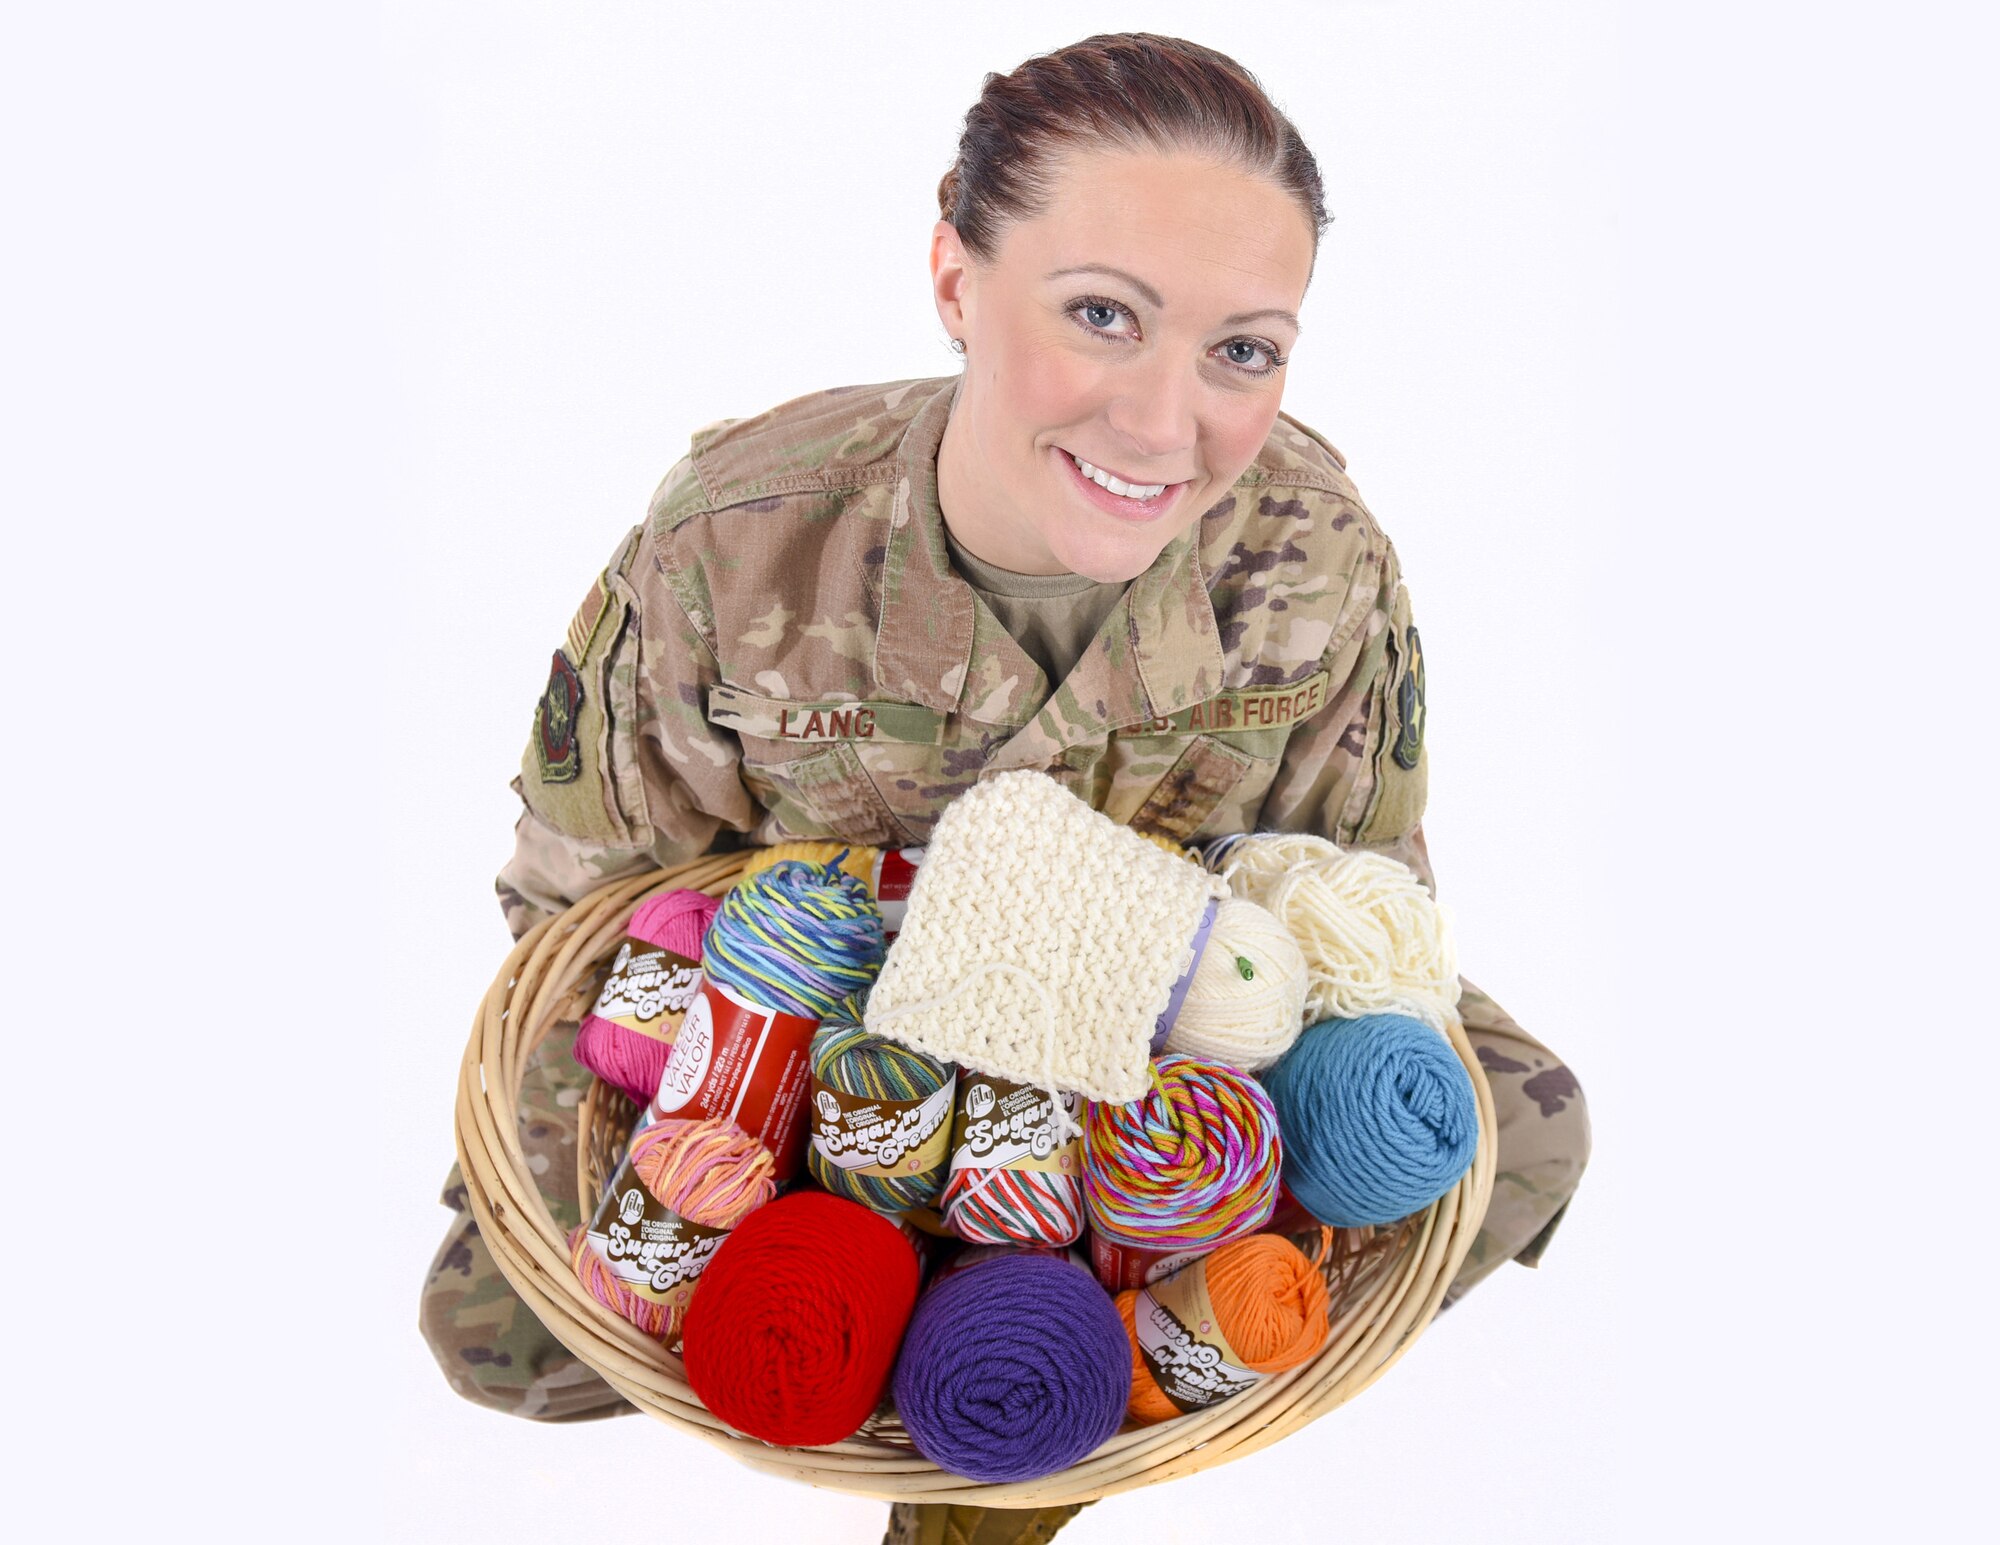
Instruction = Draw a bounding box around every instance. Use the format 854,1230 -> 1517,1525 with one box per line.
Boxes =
575,889 -> 719,1103
680,1189 -> 919,1446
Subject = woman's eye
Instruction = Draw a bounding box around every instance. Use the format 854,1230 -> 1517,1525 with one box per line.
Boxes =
1070,299 -> 1133,337
1218,338 -> 1284,375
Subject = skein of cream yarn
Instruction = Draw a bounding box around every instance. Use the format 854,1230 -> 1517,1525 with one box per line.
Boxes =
1160,897 -> 1309,1071
1203,832 -> 1459,1029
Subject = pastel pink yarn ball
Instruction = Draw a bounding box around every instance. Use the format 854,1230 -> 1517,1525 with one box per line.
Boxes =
575,889 -> 720,1103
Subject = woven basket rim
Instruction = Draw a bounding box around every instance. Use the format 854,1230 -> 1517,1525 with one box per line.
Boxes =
454,855 -> 1496,1505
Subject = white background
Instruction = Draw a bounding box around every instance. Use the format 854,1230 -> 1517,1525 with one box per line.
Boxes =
6,2 -> 1994,1541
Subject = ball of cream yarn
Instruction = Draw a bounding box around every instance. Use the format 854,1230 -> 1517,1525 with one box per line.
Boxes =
1203,832 -> 1459,1029
1161,897 -> 1309,1071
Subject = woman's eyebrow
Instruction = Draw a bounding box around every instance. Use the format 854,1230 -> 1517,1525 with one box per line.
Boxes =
1044,264 -> 1300,332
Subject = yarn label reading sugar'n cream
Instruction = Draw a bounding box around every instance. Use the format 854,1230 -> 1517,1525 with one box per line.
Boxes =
583,1155 -> 729,1310
949,1077 -> 1081,1177
809,1077 -> 954,1178
1134,1259 -> 1263,1414
655,975 -> 820,1182
591,937 -> 703,1045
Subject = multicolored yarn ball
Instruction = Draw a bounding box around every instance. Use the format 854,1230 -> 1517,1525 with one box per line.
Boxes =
941,1158 -> 1087,1247
1201,832 -> 1459,1029
1115,1232 -> 1330,1424
807,991 -> 955,1213
892,1251 -> 1129,1482
940,1085 -> 1086,1248
574,889 -> 720,1104
701,854 -> 886,1020
680,1190 -> 919,1446
740,841 -> 881,891
570,1115 -> 777,1341
1083,1053 -> 1282,1251
1262,1013 -> 1480,1227
1162,896 -> 1310,1072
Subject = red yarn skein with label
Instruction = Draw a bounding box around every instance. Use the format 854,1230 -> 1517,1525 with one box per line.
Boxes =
680,1190 -> 920,1446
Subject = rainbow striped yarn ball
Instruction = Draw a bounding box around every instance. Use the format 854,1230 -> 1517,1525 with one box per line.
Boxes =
1082,1052 -> 1281,1251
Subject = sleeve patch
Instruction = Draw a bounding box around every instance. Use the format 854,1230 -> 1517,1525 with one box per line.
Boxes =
1392,625 -> 1426,770
535,651 -> 585,784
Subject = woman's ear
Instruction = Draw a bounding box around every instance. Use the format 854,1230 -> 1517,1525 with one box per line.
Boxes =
929,219 -> 973,345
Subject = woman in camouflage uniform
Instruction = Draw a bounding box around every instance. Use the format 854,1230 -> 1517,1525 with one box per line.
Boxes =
420,33 -> 1590,1545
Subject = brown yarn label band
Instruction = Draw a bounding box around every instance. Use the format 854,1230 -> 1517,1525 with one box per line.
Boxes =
809,1077 -> 955,1178
948,1076 -> 1082,1177
1134,1256 -> 1263,1414
583,1148 -> 731,1316
591,936 -> 702,1046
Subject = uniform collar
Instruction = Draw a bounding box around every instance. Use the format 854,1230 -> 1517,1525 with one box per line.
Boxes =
876,375 -> 1227,736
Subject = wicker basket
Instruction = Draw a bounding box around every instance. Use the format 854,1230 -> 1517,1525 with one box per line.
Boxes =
455,855 -> 1497,1506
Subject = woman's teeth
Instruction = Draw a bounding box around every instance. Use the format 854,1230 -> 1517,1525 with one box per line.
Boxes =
1069,451 -> 1167,500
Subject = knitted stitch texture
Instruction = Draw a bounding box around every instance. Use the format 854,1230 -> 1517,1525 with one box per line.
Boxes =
864,770 -> 1227,1103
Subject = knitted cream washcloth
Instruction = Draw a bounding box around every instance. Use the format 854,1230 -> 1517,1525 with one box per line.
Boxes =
862,770 -> 1227,1103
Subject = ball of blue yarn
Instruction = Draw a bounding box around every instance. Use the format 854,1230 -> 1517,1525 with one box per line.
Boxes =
1262,1013 -> 1479,1227
702,855 -> 886,1021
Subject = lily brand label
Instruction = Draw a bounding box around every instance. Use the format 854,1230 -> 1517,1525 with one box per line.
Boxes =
1134,1256 -> 1263,1414
582,1149 -> 730,1330
810,1075 -> 955,1179
948,1077 -> 1082,1177
591,936 -> 702,1045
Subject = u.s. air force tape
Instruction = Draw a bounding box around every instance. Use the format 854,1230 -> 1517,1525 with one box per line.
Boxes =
1130,669 -> 1333,735
704,671 -> 1333,745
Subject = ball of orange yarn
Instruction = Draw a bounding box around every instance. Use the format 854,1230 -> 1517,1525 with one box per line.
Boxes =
1114,1233 -> 1330,1425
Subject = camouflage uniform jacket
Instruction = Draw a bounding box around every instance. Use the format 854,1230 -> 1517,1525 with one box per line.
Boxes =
499,371 -> 1434,934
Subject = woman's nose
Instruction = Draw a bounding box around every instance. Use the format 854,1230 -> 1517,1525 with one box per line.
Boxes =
1103,352 -> 1198,469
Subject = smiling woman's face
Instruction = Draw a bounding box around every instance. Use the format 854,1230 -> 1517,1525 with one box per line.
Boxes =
931,144 -> 1317,581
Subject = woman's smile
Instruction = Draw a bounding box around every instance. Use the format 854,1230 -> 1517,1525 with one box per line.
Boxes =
1050,443 -> 1192,525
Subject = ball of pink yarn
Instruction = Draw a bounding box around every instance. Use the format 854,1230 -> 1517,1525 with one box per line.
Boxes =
575,889 -> 721,1103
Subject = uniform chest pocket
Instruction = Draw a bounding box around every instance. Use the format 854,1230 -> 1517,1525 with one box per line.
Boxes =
738,739 -> 912,848
709,684 -> 942,848
1112,728 -> 1290,843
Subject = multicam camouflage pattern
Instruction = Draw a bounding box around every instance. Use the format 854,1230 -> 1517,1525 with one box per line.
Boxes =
882,1502 -> 1093,1545
495,374 -> 1427,936
420,1017 -> 630,1422
434,374 -> 1589,1482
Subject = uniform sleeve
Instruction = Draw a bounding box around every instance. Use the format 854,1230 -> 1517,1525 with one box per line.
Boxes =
1252,532 -> 1430,878
495,469 -> 760,940
1253,533 -> 1591,1286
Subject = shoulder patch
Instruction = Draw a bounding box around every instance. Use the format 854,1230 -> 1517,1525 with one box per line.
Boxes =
534,650 -> 584,783
1392,624 -> 1426,770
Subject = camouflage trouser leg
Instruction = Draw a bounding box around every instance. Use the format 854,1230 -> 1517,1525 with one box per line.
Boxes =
882,1502 -> 1093,1545
1442,978 -> 1592,1307
418,1017 -> 633,1421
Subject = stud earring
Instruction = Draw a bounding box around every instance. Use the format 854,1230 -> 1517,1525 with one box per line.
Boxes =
949,337 -> 966,355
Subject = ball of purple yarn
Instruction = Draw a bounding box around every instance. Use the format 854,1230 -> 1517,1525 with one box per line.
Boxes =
892,1253 -> 1129,1483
